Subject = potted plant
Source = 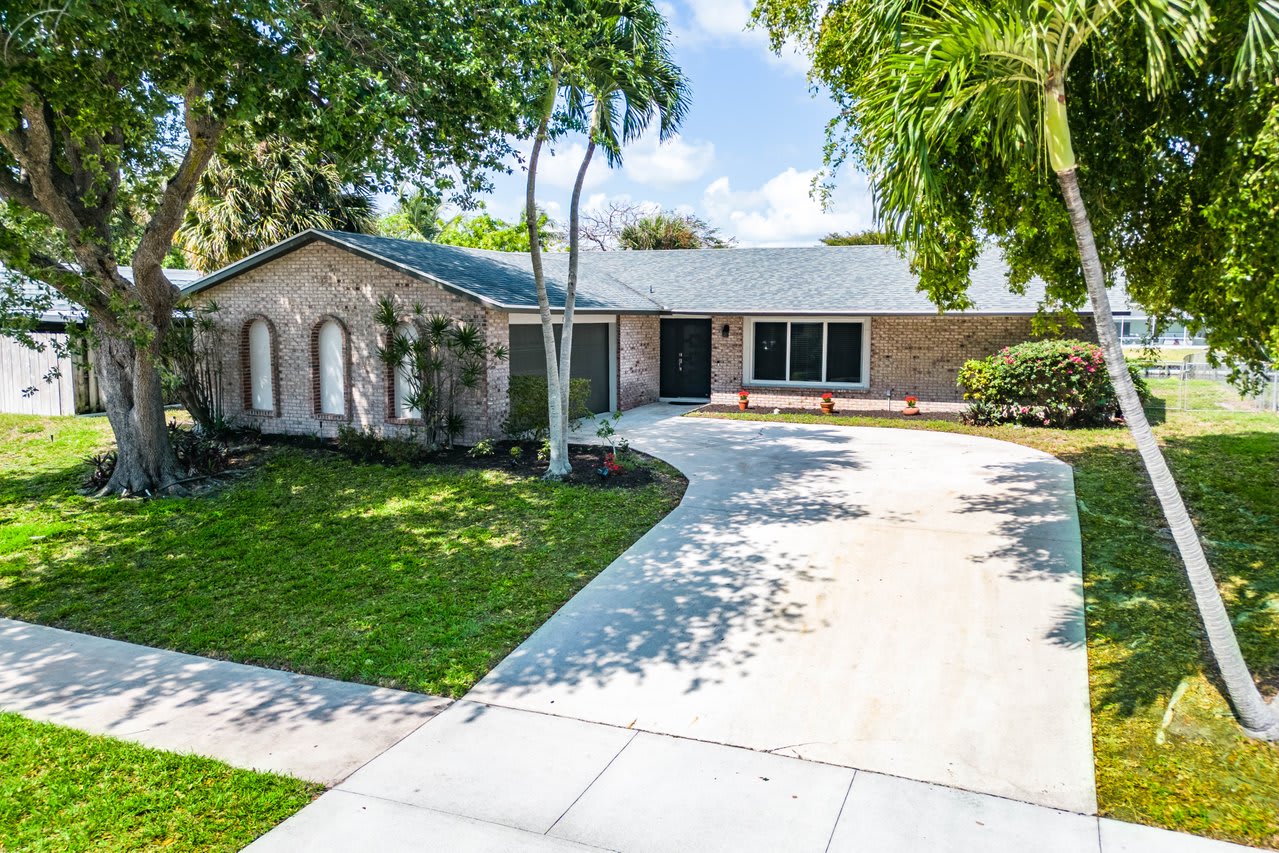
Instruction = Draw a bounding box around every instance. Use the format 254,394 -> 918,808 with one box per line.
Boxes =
903,395 -> 920,416
820,391 -> 836,414
738,389 -> 750,411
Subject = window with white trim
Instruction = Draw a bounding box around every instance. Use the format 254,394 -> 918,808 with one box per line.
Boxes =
746,318 -> 869,388
392,322 -> 422,419
247,318 -> 274,411
316,318 -> 347,415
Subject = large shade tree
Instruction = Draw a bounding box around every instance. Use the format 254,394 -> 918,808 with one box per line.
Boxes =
0,0 -> 532,494
524,0 -> 691,478
755,0 -> 1279,737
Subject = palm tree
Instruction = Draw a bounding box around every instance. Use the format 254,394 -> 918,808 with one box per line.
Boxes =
178,137 -> 377,272
525,0 -> 690,477
620,212 -> 729,249
853,0 -> 1279,737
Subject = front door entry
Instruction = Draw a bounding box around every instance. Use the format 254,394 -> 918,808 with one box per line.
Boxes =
660,319 -> 712,399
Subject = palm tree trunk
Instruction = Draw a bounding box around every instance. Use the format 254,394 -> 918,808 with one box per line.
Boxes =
525,74 -> 571,479
1056,167 -> 1279,739
558,102 -> 601,464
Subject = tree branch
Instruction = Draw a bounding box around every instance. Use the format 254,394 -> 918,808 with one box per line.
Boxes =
131,84 -> 224,328
0,163 -> 42,213
133,85 -> 222,282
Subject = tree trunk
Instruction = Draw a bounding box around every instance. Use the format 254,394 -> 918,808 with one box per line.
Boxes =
557,103 -> 601,466
1056,167 -> 1279,739
525,74 -> 572,479
91,331 -> 183,496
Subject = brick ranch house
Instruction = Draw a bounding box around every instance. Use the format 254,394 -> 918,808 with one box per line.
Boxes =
182,229 -> 1099,443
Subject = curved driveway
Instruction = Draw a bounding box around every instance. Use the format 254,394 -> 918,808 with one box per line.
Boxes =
468,405 -> 1096,814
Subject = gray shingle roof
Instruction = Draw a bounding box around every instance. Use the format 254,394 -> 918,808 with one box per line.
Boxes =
515,246 -> 1058,315
183,230 -> 663,313
185,229 -> 1091,317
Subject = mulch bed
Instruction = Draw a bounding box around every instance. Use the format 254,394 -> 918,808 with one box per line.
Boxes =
247,433 -> 669,490
697,404 -> 964,423
429,441 -> 662,489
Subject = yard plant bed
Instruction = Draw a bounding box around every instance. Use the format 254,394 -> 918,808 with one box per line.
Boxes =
323,437 -> 661,489
443,441 -> 659,487
0,414 -> 685,698
0,712 -> 317,851
691,380 -> 1279,849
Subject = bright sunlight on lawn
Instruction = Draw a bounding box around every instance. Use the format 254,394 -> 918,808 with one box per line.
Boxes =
689,385 -> 1279,849
0,414 -> 683,698
0,712 -> 317,852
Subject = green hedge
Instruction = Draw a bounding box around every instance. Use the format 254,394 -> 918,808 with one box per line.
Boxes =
503,375 -> 592,439
957,339 -> 1149,427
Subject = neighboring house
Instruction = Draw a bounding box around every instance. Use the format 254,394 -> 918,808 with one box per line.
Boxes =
183,229 -> 1100,443
1105,285 -> 1207,347
0,267 -> 200,416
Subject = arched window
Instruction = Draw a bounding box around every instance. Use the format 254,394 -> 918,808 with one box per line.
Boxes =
393,322 -> 422,420
247,319 -> 274,411
314,317 -> 348,416
240,316 -> 278,415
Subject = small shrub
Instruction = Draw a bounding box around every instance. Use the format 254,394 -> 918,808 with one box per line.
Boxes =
167,420 -> 228,475
468,438 -> 496,458
603,452 -> 624,476
85,451 -> 117,490
382,435 -> 428,465
958,339 -> 1149,427
509,445 -> 523,459
503,375 -> 592,440
537,437 -> 551,462
335,425 -> 427,465
336,425 -> 385,462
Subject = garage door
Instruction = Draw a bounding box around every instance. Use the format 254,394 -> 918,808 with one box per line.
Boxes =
509,323 -> 611,414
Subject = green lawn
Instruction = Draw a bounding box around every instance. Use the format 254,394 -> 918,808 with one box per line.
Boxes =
689,401 -> 1279,848
0,414 -> 683,697
1144,376 -> 1277,413
0,712 -> 317,852
1124,345 -> 1206,362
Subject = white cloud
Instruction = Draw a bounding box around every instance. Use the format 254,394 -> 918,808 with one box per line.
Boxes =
622,133 -> 716,188
701,167 -> 876,247
663,0 -> 810,76
534,141 -> 612,192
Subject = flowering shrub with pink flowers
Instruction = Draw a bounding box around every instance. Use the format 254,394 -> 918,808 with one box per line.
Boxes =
956,339 -> 1148,427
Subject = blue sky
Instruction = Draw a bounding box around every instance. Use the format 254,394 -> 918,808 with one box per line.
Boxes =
453,0 -> 877,247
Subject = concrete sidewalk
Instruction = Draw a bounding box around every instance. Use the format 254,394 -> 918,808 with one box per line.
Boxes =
0,618 -> 447,784
248,699 -> 1250,852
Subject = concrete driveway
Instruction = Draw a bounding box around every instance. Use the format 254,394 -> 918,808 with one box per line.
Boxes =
468,404 -> 1096,814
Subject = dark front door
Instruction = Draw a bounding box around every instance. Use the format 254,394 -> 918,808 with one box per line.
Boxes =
660,319 -> 711,399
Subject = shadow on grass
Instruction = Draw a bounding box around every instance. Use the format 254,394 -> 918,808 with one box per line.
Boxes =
0,447 -> 684,699
0,458 -> 92,504
1059,429 -> 1279,717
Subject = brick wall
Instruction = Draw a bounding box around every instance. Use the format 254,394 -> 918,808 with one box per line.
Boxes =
617,314 -> 660,410
705,313 -> 1098,412
198,242 -> 509,444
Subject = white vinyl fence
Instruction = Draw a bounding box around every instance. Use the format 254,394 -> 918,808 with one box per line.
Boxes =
0,333 -> 88,416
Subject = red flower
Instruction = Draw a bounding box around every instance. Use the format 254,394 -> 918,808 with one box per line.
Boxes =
821,391 -> 834,401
